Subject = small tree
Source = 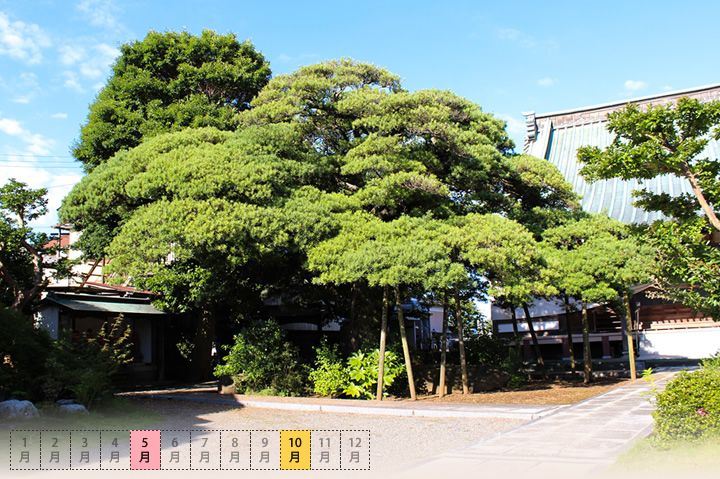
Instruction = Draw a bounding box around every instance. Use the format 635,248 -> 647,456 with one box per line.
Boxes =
1,179 -> 50,311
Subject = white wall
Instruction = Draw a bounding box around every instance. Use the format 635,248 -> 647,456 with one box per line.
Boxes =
638,328 -> 720,359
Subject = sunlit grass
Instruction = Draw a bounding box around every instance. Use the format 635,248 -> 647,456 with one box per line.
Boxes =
612,435 -> 720,475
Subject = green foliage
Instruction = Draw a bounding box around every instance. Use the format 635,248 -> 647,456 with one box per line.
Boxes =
214,320 -> 305,396
43,317 -> 133,409
0,307 -> 52,400
463,332 -> 512,368
344,348 -> 404,399
0,179 -> 50,310
649,365 -> 720,443
308,340 -> 350,398
308,340 -> 404,399
645,218 -> 720,319
577,97 -> 720,317
73,29 -> 271,171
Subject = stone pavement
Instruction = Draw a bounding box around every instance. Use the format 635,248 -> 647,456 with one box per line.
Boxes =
395,369 -> 680,479
123,368 -> 681,478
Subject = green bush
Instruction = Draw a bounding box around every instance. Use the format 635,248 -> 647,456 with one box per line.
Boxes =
214,320 -> 305,396
464,332 -> 512,368
344,349 -> 404,399
0,307 -> 52,401
308,340 -> 349,397
651,365 -> 720,443
43,317 -> 133,409
308,341 -> 405,399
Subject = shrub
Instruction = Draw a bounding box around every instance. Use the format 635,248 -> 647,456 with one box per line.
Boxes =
43,317 -> 133,409
344,348 -> 404,399
308,339 -> 349,397
0,307 -> 52,401
214,320 -> 305,396
464,332 -> 511,368
651,365 -> 720,443
308,341 -> 405,400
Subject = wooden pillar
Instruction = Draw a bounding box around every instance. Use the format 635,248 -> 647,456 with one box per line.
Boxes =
602,335 -> 611,358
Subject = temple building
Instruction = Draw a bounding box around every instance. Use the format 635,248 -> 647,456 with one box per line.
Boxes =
492,83 -> 720,361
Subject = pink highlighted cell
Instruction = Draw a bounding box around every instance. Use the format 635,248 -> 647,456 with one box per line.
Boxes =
130,430 -> 162,470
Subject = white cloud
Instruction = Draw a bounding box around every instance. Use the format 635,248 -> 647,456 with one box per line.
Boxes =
496,28 -> 537,49
624,80 -> 647,91
538,77 -> 553,87
52,113 -> 68,119
0,117 -> 24,136
0,12 -> 51,64
0,115 -> 54,155
497,113 -> 527,144
60,71 -> 84,92
79,43 -> 118,79
76,0 -> 122,30
59,44 -> 86,65
11,72 -> 39,103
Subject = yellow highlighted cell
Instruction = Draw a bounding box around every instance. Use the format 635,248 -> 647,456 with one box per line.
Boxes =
280,430 -> 311,470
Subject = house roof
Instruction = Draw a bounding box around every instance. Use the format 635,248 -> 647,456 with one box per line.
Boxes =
44,234 -> 71,249
43,292 -> 166,315
523,83 -> 720,224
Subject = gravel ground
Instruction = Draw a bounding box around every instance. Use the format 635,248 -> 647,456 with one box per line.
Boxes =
132,397 -> 526,475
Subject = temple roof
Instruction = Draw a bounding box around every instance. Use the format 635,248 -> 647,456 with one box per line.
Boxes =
523,83 -> 720,224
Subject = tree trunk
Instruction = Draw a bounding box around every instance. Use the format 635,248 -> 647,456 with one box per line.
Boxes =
624,291 -> 637,381
376,285 -> 389,400
454,285 -> 470,394
510,304 -> 522,356
439,290 -> 449,397
394,285 -> 416,400
522,302 -> 547,379
581,299 -> 593,384
564,294 -> 577,378
680,162 -> 720,232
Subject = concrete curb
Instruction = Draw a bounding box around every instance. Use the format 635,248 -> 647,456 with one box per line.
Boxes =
124,392 -> 563,420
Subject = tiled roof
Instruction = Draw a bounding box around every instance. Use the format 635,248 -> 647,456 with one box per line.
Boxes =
524,83 -> 720,224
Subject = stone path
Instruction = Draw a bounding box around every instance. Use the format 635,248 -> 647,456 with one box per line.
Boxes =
395,369 -> 679,478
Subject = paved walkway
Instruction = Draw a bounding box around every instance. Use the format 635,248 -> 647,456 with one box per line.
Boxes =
396,369 -> 679,478
122,368 -> 680,477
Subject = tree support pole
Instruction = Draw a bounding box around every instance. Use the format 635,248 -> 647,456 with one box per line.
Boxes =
624,291 -> 637,381
454,285 -> 470,394
376,285 -> 389,400
439,290 -> 449,397
395,285 -> 417,400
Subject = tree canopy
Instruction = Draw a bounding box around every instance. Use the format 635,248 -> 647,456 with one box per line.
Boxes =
62,57 -> 580,379
577,97 -> 720,317
72,29 -> 271,171
0,179 -> 49,310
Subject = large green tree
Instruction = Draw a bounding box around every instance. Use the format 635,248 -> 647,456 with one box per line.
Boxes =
72,29 -> 271,171
63,58 -> 565,383
577,98 -> 720,317
541,213 -> 649,383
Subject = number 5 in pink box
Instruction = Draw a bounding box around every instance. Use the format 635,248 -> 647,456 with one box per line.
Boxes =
130,430 -> 162,470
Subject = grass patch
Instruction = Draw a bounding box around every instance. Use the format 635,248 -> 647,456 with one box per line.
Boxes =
612,435 -> 720,474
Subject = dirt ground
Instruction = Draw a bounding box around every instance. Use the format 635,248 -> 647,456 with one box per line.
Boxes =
413,377 -> 629,405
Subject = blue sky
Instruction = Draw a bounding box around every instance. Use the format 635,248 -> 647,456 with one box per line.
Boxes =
2,0 -> 720,230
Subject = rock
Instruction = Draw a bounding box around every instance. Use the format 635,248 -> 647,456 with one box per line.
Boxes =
0,399 -> 39,419
58,404 -> 89,415
56,399 -> 77,405
217,375 -> 237,395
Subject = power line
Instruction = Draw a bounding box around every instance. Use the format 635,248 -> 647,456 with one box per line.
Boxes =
0,153 -> 75,159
